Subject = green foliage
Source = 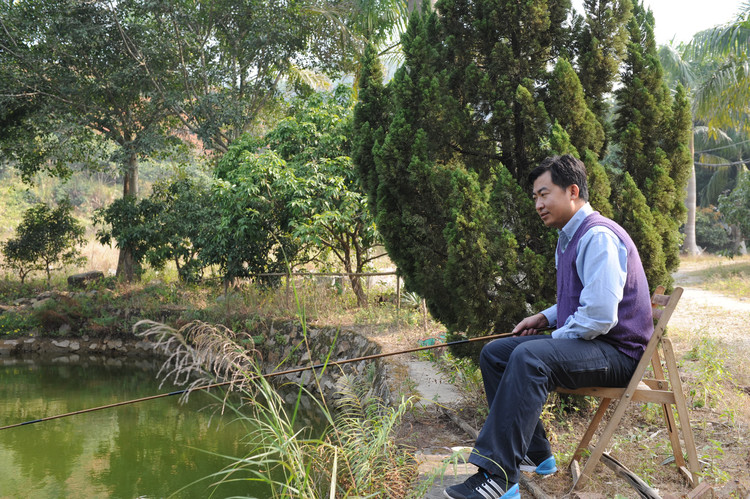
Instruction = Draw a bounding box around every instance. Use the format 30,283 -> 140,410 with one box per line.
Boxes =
547,58 -> 605,156
0,0 -> 172,186
143,178 -> 215,283
354,0 -> 689,337
95,176 -> 215,283
0,309 -> 39,336
718,170 -> 750,249
611,2 -> 691,289
94,196 -> 159,280
694,207 -> 733,253
214,88 -> 381,303
210,143 -> 305,286
611,172 -> 669,290
683,335 -> 734,410
1,200 -> 86,284
575,0 -> 633,126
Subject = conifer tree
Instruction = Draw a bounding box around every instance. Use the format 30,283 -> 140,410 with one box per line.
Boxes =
547,58 -> 605,156
576,0 -> 633,126
612,2 -> 691,287
354,0 -> 687,337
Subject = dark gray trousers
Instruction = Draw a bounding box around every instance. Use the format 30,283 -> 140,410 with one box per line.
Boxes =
468,335 -> 639,484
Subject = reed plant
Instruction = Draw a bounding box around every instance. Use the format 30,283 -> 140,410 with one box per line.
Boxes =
135,316 -> 419,498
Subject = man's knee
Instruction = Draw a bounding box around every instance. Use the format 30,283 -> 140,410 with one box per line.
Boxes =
480,338 -> 515,370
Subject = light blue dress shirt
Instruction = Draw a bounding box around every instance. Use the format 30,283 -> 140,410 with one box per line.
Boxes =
541,203 -> 628,340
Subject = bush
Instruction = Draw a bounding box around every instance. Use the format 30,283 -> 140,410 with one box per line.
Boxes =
1,199 -> 86,284
694,207 -> 733,254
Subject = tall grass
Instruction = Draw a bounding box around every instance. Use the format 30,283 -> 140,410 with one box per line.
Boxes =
135,317 -> 419,498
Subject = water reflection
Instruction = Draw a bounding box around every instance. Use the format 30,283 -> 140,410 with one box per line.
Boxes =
0,355 -> 320,498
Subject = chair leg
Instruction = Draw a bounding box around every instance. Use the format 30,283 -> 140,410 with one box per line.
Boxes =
648,347 -> 687,469
662,338 -> 700,487
571,394 -> 635,490
571,397 -> 612,463
661,402 -> 688,469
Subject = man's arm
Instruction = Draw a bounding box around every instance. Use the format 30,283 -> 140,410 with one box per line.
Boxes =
551,228 -> 627,340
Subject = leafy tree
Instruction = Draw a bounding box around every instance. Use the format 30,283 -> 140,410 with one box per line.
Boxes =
1,200 -> 86,284
208,146 -> 302,287
658,4 -> 750,254
575,0 -> 633,130
354,3 -> 567,337
144,178 -> 215,283
694,207 -> 732,254
1,238 -> 39,284
95,176 -> 215,283
718,170 -> 750,250
547,58 -> 605,156
214,88 -> 382,305
0,0 -> 173,281
94,196 -> 162,281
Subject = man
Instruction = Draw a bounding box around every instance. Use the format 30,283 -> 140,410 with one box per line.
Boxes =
444,155 -> 654,499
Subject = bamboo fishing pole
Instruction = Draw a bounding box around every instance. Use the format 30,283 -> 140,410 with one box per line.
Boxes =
0,328 -> 552,431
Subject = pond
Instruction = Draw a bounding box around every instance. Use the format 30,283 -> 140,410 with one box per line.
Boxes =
0,355 -> 320,498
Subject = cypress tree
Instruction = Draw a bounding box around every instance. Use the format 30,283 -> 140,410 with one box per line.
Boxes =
547,58 -> 605,156
354,0 -> 687,337
612,2 -> 691,287
576,0 -> 633,126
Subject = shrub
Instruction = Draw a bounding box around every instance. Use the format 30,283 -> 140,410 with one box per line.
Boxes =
1,199 -> 86,284
694,207 -> 733,254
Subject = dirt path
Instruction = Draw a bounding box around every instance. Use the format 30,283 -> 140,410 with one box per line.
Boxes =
672,266 -> 750,386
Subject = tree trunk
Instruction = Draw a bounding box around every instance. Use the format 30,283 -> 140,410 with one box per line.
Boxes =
116,151 -> 140,281
348,272 -> 368,308
683,132 -> 701,255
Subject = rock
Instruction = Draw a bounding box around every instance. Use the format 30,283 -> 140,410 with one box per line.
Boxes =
32,298 -> 54,309
52,339 -> 70,349
67,271 -> 104,289
58,324 -> 72,335
0,304 -> 14,314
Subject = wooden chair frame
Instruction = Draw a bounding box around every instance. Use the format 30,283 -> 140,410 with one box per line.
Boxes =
555,286 -> 700,490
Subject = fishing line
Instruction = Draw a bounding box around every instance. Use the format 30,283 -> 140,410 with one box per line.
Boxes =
0,328 -> 553,431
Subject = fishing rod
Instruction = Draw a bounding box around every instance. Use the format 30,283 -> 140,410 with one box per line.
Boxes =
0,327 -> 552,431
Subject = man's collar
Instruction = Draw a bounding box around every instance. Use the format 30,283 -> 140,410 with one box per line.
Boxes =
560,202 -> 593,239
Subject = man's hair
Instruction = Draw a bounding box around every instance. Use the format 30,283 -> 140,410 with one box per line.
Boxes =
528,154 -> 589,202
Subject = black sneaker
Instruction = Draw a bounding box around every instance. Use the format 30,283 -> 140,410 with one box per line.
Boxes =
443,470 -> 520,499
519,454 -> 557,475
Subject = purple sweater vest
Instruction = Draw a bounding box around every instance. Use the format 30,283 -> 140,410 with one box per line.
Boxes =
557,212 -> 654,359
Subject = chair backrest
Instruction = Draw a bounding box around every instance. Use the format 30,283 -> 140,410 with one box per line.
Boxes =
648,286 -> 683,348
627,286 -> 683,390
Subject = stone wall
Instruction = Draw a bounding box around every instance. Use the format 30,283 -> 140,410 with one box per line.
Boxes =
0,321 -> 390,403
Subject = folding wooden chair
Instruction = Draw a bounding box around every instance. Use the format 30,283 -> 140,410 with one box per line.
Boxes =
555,286 -> 700,490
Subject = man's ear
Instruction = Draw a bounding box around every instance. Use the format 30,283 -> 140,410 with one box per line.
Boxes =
569,183 -> 580,200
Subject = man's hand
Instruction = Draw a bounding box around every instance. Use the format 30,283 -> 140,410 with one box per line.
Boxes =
512,313 -> 550,336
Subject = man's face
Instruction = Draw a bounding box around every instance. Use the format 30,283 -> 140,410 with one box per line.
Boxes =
532,171 -> 579,230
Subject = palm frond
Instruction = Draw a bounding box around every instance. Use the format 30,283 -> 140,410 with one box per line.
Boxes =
687,14 -> 750,60
700,165 -> 734,206
693,126 -> 733,149
692,58 -> 750,131
658,44 -> 696,89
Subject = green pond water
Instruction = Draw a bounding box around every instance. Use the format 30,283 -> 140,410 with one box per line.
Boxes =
0,356 -> 314,498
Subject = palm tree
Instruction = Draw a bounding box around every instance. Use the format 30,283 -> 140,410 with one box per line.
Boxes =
659,3 -> 750,254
